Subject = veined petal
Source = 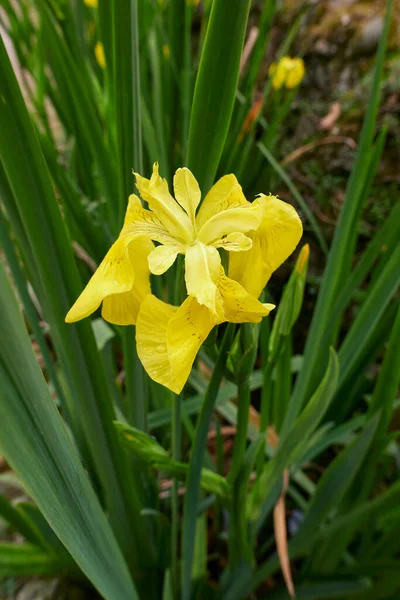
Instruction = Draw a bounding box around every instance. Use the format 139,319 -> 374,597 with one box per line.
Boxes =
212,232 -> 252,252
65,237 -> 134,323
197,205 -> 260,246
101,238 -> 154,325
134,163 -> 193,243
136,295 -> 180,393
185,242 -> 223,318
229,194 -> 302,298
167,296 -> 217,391
218,270 -> 275,323
148,244 -> 181,275
173,167 -> 201,224
121,194 -> 179,247
195,173 -> 249,229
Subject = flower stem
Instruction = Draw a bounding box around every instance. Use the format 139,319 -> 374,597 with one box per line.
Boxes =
171,392 -> 182,597
181,323 -> 235,600
228,380 -> 251,483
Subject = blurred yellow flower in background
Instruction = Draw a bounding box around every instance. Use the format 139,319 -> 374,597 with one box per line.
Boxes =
269,56 -> 305,90
95,42 -> 106,69
84,0 -> 98,8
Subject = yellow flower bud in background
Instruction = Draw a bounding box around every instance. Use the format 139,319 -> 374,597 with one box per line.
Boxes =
296,243 -> 310,274
95,42 -> 106,69
269,56 -> 305,90
84,0 -> 98,8
162,44 -> 170,61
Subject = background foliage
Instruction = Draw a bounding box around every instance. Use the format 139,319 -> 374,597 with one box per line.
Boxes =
0,1 -> 399,599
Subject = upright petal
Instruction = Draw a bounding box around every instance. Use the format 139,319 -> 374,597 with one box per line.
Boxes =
122,194 -> 180,247
212,232 -> 253,252
197,205 -> 260,246
136,295 -> 180,393
173,167 -> 201,225
148,244 -> 181,275
134,163 -> 193,243
185,242 -> 223,318
218,270 -> 275,323
65,237 -> 134,323
195,174 -> 249,229
229,194 -> 302,298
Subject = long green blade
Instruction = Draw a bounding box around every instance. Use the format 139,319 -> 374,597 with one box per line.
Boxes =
0,261 -> 139,600
187,0 -> 251,192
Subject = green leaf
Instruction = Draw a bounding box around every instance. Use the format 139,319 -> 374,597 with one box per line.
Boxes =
0,261 -> 139,600
0,544 -> 71,578
295,414 -> 379,543
248,349 -> 339,522
187,0 -> 251,192
282,0 -> 394,433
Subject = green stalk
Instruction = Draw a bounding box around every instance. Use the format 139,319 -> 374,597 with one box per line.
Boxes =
228,380 -> 251,483
171,392 -> 182,597
181,2 -> 193,158
181,323 -> 235,600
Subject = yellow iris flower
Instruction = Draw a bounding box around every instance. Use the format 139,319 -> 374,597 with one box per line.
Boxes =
66,165 -> 302,393
84,0 -> 98,7
95,42 -> 106,69
269,56 -> 305,90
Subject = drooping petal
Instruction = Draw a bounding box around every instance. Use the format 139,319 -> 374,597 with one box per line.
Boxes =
134,163 -> 193,243
173,167 -> 201,224
148,244 -> 181,275
185,242 -> 223,318
66,237 -> 153,325
197,205 -> 260,246
136,294 -> 217,394
218,270 -> 275,323
229,194 -> 302,298
212,232 -> 253,252
167,296 -> 217,391
136,295 -> 180,393
121,194 -> 180,247
195,174 -> 249,229
65,237 -> 134,323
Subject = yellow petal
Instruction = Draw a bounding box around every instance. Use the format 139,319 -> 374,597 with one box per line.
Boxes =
173,167 -> 201,224
195,174 -> 249,229
122,194 -> 179,247
229,194 -> 302,298
218,270 -> 275,323
84,0 -> 98,7
167,296 -> 216,391
286,58 -> 305,89
197,205 -> 260,246
66,237 -> 153,325
136,295 -> 180,393
65,237 -> 134,323
148,244 -> 181,275
136,295 -> 216,394
134,163 -> 193,243
212,232 -> 252,252
185,242 -> 223,318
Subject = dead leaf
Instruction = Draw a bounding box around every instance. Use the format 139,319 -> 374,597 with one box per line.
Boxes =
273,469 -> 295,598
320,102 -> 342,130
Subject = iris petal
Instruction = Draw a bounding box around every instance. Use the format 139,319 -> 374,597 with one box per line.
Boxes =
229,194 -> 302,298
173,167 -> 201,225
185,242 -> 223,318
135,163 -> 193,243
